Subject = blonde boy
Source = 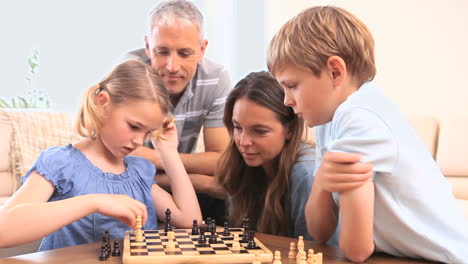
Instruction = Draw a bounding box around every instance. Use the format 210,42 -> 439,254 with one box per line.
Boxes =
268,6 -> 468,263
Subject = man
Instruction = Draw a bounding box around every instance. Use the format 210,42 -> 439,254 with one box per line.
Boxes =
125,0 -> 231,223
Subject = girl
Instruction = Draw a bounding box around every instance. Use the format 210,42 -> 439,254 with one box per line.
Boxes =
217,71 -> 334,242
0,60 -> 202,250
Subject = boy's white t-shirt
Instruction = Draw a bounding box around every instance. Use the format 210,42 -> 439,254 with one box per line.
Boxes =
314,82 -> 468,263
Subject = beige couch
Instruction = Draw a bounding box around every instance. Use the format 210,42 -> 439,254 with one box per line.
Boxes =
0,110 -> 466,257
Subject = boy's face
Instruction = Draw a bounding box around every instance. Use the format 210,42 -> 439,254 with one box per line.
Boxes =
275,64 -> 339,127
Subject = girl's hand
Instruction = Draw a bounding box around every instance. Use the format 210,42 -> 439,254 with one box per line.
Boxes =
150,115 -> 178,152
315,151 -> 374,193
92,194 -> 148,228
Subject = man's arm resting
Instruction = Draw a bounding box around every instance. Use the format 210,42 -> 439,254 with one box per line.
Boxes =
179,126 -> 229,175
156,172 -> 226,199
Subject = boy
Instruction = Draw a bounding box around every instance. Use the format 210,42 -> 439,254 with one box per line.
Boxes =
267,6 -> 468,263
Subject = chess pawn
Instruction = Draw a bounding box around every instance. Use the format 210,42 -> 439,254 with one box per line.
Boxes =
192,219 -> 199,235
99,246 -> 108,261
232,233 -> 241,249
165,208 -> 172,232
307,249 -> 314,264
272,250 -> 282,264
288,242 -> 297,259
246,230 -> 257,249
252,252 -> 262,264
166,231 -> 176,251
198,226 -> 207,244
222,221 -> 231,236
112,240 -> 121,256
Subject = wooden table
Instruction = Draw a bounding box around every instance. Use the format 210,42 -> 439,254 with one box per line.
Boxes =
0,233 -> 432,264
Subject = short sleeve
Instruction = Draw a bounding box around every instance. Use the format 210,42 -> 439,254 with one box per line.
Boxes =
203,68 -> 232,128
288,148 -> 315,240
127,156 -> 157,187
323,107 -> 397,175
21,146 -> 74,196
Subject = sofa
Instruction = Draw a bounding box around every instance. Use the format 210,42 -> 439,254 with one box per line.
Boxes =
0,110 -> 467,257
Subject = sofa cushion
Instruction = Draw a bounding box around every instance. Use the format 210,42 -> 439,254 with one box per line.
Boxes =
407,116 -> 439,158
0,110 -> 12,171
4,110 -> 79,187
436,118 -> 468,176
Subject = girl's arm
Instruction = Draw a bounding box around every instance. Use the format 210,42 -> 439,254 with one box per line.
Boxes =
339,181 -> 375,263
0,172 -> 147,248
151,120 -> 202,228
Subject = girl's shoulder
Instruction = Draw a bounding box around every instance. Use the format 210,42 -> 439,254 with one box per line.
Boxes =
35,144 -> 83,166
125,156 -> 157,180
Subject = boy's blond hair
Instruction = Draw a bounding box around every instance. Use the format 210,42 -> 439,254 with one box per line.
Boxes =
268,6 -> 376,84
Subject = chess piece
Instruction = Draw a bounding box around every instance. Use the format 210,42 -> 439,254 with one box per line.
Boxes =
272,250 -> 282,264
232,233 -> 241,250
296,236 -> 305,261
222,221 -> 231,236
99,246 -> 108,261
242,216 -> 249,242
246,230 -> 257,249
307,249 -> 314,264
252,252 -> 262,264
104,230 -> 110,243
165,208 -> 172,232
312,252 -> 323,264
166,231 -> 176,251
192,219 -> 199,235
206,217 -> 212,232
209,224 -> 217,244
288,242 -> 297,259
198,225 -> 207,244
112,240 -> 121,256
134,215 -> 144,242
298,250 -> 307,264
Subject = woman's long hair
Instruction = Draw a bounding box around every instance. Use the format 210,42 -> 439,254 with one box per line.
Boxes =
216,71 -> 307,235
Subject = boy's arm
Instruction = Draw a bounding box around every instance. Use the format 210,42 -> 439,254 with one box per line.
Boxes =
339,181 -> 375,262
306,151 -> 373,242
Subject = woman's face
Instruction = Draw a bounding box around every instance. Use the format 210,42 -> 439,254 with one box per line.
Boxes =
232,97 -> 291,174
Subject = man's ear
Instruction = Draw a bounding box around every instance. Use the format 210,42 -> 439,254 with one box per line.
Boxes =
199,39 -> 208,59
145,36 -> 151,59
326,55 -> 347,86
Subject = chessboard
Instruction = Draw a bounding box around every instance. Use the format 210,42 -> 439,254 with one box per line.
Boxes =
122,227 -> 273,264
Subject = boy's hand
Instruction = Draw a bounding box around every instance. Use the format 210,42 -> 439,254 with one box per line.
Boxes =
92,194 -> 148,228
315,151 -> 373,193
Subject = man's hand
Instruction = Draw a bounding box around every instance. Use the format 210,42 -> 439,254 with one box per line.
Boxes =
315,151 -> 373,193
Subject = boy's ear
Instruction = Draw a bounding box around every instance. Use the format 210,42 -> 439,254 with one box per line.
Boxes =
326,56 -> 347,86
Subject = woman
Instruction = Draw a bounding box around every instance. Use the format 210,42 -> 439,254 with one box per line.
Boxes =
216,71 -> 318,240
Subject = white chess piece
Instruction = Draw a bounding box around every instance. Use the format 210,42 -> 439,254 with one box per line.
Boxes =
272,250 -> 282,264
232,233 -> 241,249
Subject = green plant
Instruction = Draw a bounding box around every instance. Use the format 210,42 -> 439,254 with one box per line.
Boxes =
0,49 -> 51,108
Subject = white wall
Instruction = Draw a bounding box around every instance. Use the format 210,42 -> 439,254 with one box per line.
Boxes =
1,0 -> 467,120
268,0 -> 468,120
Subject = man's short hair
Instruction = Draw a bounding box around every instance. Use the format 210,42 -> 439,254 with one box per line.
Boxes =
268,6 -> 376,84
148,0 -> 204,42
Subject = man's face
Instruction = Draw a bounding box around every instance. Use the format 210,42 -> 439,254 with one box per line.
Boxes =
145,21 -> 207,97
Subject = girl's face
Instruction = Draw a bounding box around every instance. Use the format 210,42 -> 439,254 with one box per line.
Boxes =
99,99 -> 164,159
232,97 -> 291,174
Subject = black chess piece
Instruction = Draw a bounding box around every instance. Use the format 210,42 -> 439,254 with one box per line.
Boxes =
242,216 -> 249,242
111,240 -> 121,257
99,246 -> 108,261
209,224 -> 217,244
198,225 -> 207,244
246,230 -> 257,249
104,230 -> 110,242
205,217 -> 211,232
222,221 -> 230,236
191,219 -> 199,235
165,208 -> 172,232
